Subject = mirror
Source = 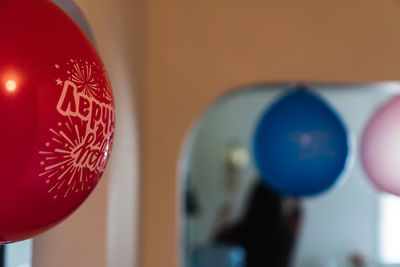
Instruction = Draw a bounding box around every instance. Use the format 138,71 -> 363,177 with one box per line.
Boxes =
181,83 -> 400,267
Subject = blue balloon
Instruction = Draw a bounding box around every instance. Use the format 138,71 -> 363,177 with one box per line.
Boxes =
253,87 -> 349,196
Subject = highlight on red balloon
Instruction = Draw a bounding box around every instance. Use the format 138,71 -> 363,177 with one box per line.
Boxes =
5,80 -> 16,92
1,71 -> 21,94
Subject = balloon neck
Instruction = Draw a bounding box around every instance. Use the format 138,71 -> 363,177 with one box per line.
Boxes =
294,85 -> 309,92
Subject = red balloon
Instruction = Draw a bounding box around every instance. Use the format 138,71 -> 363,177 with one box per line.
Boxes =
0,0 -> 115,243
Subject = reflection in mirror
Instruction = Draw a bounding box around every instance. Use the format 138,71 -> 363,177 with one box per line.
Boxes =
5,240 -> 32,267
181,83 -> 400,267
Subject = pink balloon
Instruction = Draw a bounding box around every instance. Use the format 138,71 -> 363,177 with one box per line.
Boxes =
361,96 -> 400,195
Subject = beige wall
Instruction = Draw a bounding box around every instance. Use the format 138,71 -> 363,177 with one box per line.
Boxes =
140,1 -> 400,267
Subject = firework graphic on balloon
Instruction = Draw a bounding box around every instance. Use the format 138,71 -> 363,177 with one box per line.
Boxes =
38,59 -> 115,199
69,60 -> 100,100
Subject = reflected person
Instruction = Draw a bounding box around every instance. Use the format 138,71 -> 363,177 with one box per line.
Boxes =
214,180 -> 302,267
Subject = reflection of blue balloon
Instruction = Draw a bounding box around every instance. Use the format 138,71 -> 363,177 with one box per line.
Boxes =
253,88 -> 349,196
53,0 -> 96,45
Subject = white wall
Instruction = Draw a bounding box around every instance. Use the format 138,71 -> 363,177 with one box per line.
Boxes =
6,240 -> 32,267
72,1 -> 142,266
185,83 -> 399,266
